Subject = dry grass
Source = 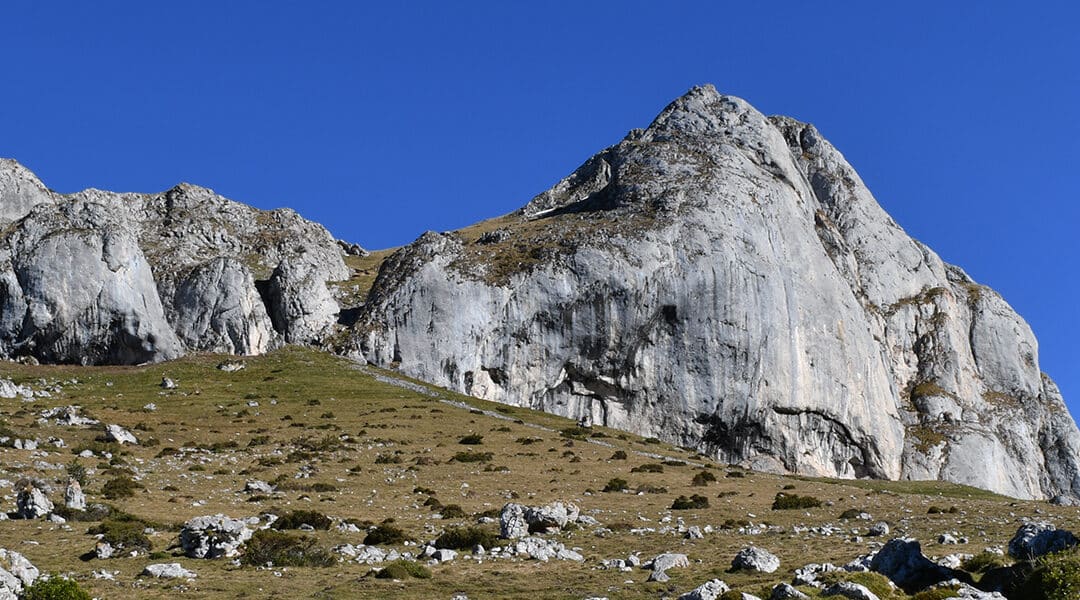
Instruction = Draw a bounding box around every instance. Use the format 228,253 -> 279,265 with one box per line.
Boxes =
0,347 -> 1074,599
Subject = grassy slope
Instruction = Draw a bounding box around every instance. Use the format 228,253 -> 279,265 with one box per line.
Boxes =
0,347 -> 1075,599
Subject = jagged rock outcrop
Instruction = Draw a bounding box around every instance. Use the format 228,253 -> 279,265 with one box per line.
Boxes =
356,85 -> 1080,501
0,163 -> 348,364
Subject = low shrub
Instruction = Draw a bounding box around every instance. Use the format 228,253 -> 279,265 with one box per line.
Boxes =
671,494 -> 709,510
458,434 -> 484,445
272,509 -> 332,530
87,519 -> 152,553
602,478 -> 629,492
630,463 -> 664,473
375,560 -> 431,579
691,470 -> 717,486
839,508 -> 866,519
101,476 -> 141,500
928,505 -> 960,514
440,504 -> 467,519
1017,548 -> 1080,600
772,492 -> 822,510
21,577 -> 92,600
610,450 -> 628,460
434,526 -> 499,549
452,451 -> 493,463
243,530 -> 335,567
364,524 -> 411,545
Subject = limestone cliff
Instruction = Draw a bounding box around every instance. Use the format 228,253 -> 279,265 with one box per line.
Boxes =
0,164 -> 348,363
355,85 -> 1080,501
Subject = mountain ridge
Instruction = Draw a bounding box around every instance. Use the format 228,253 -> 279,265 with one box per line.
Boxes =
1,84 -> 1076,503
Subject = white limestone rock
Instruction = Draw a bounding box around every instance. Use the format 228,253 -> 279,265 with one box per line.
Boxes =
141,563 -> 197,579
179,514 -> 253,559
355,85 -> 1080,501
732,546 -> 780,573
678,579 -> 730,600
1007,521 -> 1078,559
0,548 -> 39,600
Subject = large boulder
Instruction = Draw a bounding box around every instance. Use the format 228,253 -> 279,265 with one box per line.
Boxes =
870,538 -> 967,593
678,579 -> 730,600
179,514 -> 253,559
1007,521 -> 1078,559
0,549 -> 39,600
15,482 -> 52,519
732,546 -> 780,573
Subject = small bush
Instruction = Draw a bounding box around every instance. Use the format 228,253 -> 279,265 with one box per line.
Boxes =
375,560 -> 431,579
691,471 -> 717,486
602,478 -> 629,492
963,551 -> 1011,573
101,476 -> 141,500
671,494 -> 710,510
434,526 -> 499,549
839,508 -> 866,519
643,437 -> 661,444
440,504 -> 467,519
458,434 -> 484,445
243,530 -> 335,567
87,519 -> 152,553
272,510 -> 332,530
610,450 -> 628,460
725,470 -> 745,478
635,484 -> 668,494
1017,548 -> 1080,600
928,505 -> 960,514
66,461 -> 88,487
771,492 -> 822,510
21,577 -> 92,600
452,451 -> 493,463
560,427 -> 590,440
364,524 -> 411,545
630,463 -> 664,473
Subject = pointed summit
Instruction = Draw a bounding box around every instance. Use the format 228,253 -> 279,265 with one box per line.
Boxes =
0,158 -> 54,222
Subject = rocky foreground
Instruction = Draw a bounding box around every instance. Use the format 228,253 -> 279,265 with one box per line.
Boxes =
0,349 -> 1079,599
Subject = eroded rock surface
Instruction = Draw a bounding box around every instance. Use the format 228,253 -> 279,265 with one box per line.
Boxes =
355,85 -> 1080,501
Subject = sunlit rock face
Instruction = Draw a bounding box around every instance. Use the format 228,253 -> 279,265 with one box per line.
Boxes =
357,85 -> 1080,501
0,164 -> 347,363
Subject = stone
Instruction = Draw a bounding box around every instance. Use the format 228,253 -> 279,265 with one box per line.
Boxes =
39,406 -> 98,427
141,563 -> 197,578
15,482 -> 52,519
94,541 -> 114,560
732,546 -> 780,573
353,85 -> 1080,503
104,424 -> 138,445
525,501 -> 578,533
433,548 -> 457,562
870,538 -> 964,593
687,526 -> 704,539
678,579 -> 730,600
0,380 -> 31,400
868,522 -> 890,537
179,514 -> 253,559
217,361 -> 246,372
1007,521 -> 1078,559
938,533 -> 959,545
499,503 -> 529,539
823,582 -> 880,600
243,480 -> 275,494
770,583 -> 810,599
0,548 -> 39,599
161,377 -> 178,389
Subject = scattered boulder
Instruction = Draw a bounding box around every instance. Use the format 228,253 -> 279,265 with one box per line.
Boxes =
1007,521 -> 1078,559
161,377 -> 177,389
938,533 -> 959,545
868,522 -> 890,537
94,542 -> 114,560
0,548 -> 39,598
770,583 -> 810,599
732,546 -> 780,573
15,481 -> 53,519
39,405 -> 98,427
179,515 -> 253,559
648,552 -> 689,581
510,537 -> 583,562
217,361 -> 246,372
869,538 -> 967,593
678,579 -> 730,600
823,582 -> 879,600
243,480 -> 275,494
104,424 -> 138,445
141,563 -> 197,579
0,379 -> 31,400
499,503 -> 529,539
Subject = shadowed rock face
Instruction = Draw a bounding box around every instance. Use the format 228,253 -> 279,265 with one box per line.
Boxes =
0,167 -> 347,364
356,85 -> 1080,501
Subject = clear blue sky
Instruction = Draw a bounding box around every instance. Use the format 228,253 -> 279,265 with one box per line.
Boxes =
3,2 -> 1077,417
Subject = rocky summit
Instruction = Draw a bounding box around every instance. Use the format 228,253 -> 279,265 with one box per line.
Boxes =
1,85 -> 1078,504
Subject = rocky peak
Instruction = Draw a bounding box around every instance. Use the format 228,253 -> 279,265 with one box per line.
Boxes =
0,158 -> 55,223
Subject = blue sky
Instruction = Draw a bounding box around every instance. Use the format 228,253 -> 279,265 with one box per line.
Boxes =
3,2 -> 1077,416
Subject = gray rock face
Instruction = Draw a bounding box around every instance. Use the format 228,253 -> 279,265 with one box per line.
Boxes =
141,563 -> 197,578
64,480 -> 86,511
732,546 -> 780,573
1007,521 -> 1078,559
0,548 -> 39,600
179,514 -> 253,559
870,538 -> 964,593
0,163 -> 347,365
15,483 -> 52,519
355,85 -> 1080,501
678,579 -> 730,600
499,503 -> 529,539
